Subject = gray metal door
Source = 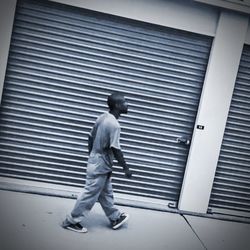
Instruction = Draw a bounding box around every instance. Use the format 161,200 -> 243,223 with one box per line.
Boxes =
0,0 -> 212,203
209,44 -> 250,216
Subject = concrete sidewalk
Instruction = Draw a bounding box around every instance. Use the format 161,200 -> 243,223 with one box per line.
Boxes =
0,190 -> 249,250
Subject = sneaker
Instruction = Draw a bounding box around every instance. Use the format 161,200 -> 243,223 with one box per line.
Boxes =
111,213 -> 129,230
62,220 -> 88,233
61,218 -> 71,228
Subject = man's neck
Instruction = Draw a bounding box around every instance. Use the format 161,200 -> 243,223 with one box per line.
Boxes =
109,110 -> 120,119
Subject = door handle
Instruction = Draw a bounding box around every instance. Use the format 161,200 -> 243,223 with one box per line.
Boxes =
176,136 -> 191,145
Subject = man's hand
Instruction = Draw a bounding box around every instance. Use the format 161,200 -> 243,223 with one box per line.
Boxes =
125,169 -> 132,179
112,147 -> 132,179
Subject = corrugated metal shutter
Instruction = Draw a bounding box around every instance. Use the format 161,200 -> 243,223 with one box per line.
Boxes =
209,44 -> 250,215
0,0 -> 212,203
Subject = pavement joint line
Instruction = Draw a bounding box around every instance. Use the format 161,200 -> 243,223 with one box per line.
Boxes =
181,214 -> 208,250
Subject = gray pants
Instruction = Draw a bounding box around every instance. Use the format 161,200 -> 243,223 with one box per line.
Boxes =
67,173 -> 121,224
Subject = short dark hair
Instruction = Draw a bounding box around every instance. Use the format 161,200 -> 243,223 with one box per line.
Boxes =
107,92 -> 124,110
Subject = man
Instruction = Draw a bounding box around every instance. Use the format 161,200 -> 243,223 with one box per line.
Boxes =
62,92 -> 132,233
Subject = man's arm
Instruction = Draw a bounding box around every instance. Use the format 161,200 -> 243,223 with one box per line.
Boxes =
111,147 -> 132,178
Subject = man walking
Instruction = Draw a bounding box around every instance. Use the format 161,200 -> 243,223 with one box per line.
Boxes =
62,92 -> 132,233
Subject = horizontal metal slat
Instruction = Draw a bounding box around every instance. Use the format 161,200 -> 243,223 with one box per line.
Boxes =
0,131 -> 84,149
11,42 -> 206,77
0,154 -> 85,171
0,141 -> 85,160
0,162 -> 179,191
2,123 -> 183,152
14,16 -> 209,61
10,51 -> 204,90
0,128 -> 187,159
214,169 -> 250,180
0,154 -> 183,183
209,186 -> 250,197
18,2 -> 211,49
228,108 -> 250,117
0,169 -> 174,201
221,154 -> 250,161
0,166 -> 85,182
8,59 -> 203,99
220,144 -> 250,154
224,121 -> 250,130
210,193 -> 250,205
209,203 -> 250,212
4,83 -> 196,124
0,134 -> 187,163
0,161 -> 85,178
2,103 -> 194,137
218,160 -> 250,170
0,115 -> 185,147
0,147 -> 184,175
0,140 -> 186,170
0,123 -> 86,140
210,197 -> 250,208
18,6 -> 210,50
0,118 -> 185,152
11,37 -> 207,83
112,189 -> 169,200
1,115 -> 88,135
0,166 -> 179,199
222,137 -> 250,146
209,44 -> 250,214
5,74 -> 199,115
0,173 -> 85,188
12,40 -> 207,84
0,148 -> 84,166
12,29 -> 207,75
113,178 -> 179,193
213,176 -> 250,186
6,68 -> 201,108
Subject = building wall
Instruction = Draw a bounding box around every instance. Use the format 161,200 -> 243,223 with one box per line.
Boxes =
0,0 -> 17,104
179,11 -> 249,213
245,23 -> 250,44
0,0 -> 249,214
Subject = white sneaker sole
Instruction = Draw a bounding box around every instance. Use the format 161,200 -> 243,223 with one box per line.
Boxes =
66,226 -> 88,233
112,214 -> 129,230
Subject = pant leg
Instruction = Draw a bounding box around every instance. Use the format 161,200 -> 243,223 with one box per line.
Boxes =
68,174 -> 107,224
98,176 -> 121,222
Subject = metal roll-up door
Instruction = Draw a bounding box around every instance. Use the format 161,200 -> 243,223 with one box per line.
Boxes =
0,0 -> 212,203
209,44 -> 250,216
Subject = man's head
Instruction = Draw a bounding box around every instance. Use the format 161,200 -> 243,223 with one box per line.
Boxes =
107,92 -> 128,114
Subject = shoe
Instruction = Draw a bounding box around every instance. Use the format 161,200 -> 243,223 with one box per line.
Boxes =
62,220 -> 88,233
112,213 -> 129,230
